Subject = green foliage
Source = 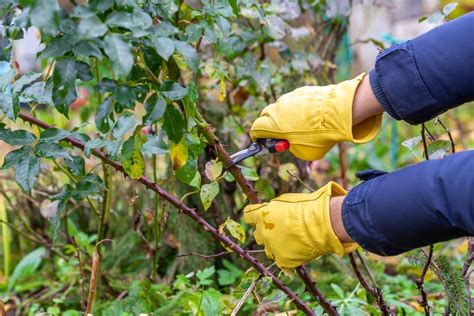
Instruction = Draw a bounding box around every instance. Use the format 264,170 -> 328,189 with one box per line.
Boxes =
0,0 -> 472,315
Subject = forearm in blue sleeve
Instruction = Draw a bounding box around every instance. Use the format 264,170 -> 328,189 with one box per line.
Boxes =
369,12 -> 474,125
342,150 -> 474,256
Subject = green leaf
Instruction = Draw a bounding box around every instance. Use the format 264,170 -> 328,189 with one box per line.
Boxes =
173,40 -> 199,70
73,40 -> 103,60
196,266 -> 215,286
217,259 -> 243,286
228,0 -> 240,18
112,112 -> 136,140
216,16 -> 231,36
19,81 -> 53,105
39,128 -> 71,142
176,158 -> 200,187
200,181 -> 219,211
52,59 -> 77,116
72,174 -> 103,200
141,135 -> 168,157
401,136 -> 422,151
78,14 -> 108,40
205,160 -> 223,181
143,94 -> 166,125
241,166 -> 259,181
182,81 -> 198,130
219,217 -> 246,243
35,141 -> 72,161
104,33 -> 134,79
153,21 -> 179,37
15,153 -> 40,194
121,132 -> 146,179
163,104 -> 185,143
427,140 -> 451,159
0,63 -> 16,91
30,0 -> 60,36
84,138 -> 108,158
160,81 -> 188,100
95,97 -> 114,133
105,9 -> 152,32
75,61 -> 93,82
200,288 -> 221,315
65,156 -> 85,177
0,93 -> 16,120
1,146 -> 30,170
8,247 -> 46,291
13,72 -> 42,94
90,0 -> 114,12
152,37 -> 174,61
0,125 -> 36,146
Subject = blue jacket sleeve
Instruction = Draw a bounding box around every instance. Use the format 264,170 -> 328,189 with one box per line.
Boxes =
369,12 -> 474,125
342,150 -> 474,256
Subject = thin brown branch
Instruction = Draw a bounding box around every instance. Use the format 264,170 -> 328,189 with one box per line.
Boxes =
177,250 -> 264,259
462,238 -> 474,316
435,117 -> 456,153
421,123 -> 430,161
415,245 -> 433,316
349,253 -> 392,315
297,265 -> 339,315
19,112 -> 315,316
232,276 -> 261,316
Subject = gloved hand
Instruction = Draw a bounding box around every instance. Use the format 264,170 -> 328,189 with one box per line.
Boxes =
243,182 -> 358,269
250,73 -> 382,161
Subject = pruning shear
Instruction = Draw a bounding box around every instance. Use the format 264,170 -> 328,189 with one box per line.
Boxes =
229,139 -> 290,166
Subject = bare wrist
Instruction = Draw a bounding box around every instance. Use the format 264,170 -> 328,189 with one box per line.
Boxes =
352,75 -> 384,126
329,196 -> 353,243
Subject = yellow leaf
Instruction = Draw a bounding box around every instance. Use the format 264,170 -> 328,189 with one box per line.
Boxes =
204,159 -> 223,181
219,78 -> 226,102
121,132 -> 146,180
170,138 -> 188,171
219,217 -> 246,244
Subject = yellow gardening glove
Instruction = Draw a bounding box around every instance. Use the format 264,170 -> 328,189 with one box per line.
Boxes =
250,73 -> 382,161
243,182 -> 358,269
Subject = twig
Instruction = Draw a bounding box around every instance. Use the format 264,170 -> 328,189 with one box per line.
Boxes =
415,245 -> 433,315
177,250 -> 264,259
86,239 -> 112,314
435,117 -> 456,153
337,143 -> 349,188
421,123 -> 430,161
462,238 -> 474,316
348,253 -> 392,315
287,170 -> 316,192
356,250 -> 378,288
232,276 -> 261,316
297,265 -> 339,315
19,112 -> 315,316
415,123 -> 433,315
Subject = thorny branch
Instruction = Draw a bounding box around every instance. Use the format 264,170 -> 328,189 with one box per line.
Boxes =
19,112 -> 316,316
199,121 -> 338,315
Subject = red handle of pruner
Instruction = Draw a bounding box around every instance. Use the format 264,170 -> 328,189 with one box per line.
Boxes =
261,139 -> 290,153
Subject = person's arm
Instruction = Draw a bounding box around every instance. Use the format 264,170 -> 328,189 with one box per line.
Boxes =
331,150 -> 474,255
369,12 -> 474,124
